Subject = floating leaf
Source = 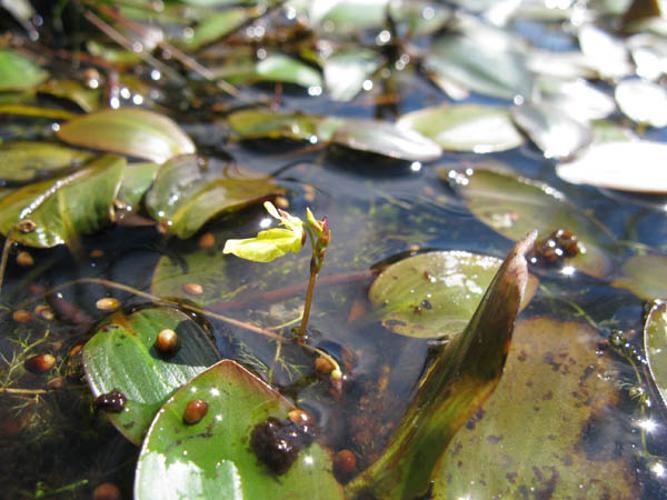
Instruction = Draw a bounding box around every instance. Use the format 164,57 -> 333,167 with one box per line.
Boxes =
369,250 -> 538,338
181,7 -> 261,50
227,109 -> 325,142
83,307 -> 219,445
135,359 -> 343,499
0,103 -> 76,120
0,156 -> 125,248
578,24 -> 633,79
323,49 -> 383,102
446,166 -> 613,277
527,49 -> 598,80
511,102 -> 592,160
399,104 -> 523,153
347,233 -> 535,499
0,49 -> 48,92
256,54 -> 323,88
615,79 -> 667,128
645,301 -> 667,408
433,317 -> 637,498
117,162 -> 160,209
37,79 -> 100,112
556,141 -> 667,194
332,118 -> 442,161
57,108 -> 195,164
294,0 -> 390,33
535,77 -> 616,122
0,141 -> 93,183
612,254 -> 667,300
145,154 -> 284,239
424,30 -> 532,100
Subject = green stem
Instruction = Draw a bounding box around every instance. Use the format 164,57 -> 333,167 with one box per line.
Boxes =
297,262 -> 318,342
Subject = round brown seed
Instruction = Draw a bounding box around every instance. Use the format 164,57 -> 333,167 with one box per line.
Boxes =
333,449 -> 357,481
183,399 -> 208,425
155,328 -> 179,355
16,251 -> 34,267
93,482 -> 121,500
198,232 -> 216,250
24,353 -> 56,374
89,249 -> 105,258
314,356 -> 335,375
182,283 -> 204,296
12,310 -> 32,324
34,304 -> 54,320
96,297 -> 120,312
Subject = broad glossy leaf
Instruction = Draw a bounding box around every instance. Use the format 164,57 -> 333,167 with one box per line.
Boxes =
424,33 -> 532,100
446,166 -> 613,277
527,49 -> 598,80
181,7 -> 261,50
224,228 -> 303,263
612,254 -> 667,300
369,251 -> 538,338
398,104 -> 523,153
292,0 -> 390,33
535,77 -> 616,122
135,359 -> 343,499
332,118 -> 443,161
255,54 -> 323,89
578,24 -> 633,79
228,109 -> 324,142
83,307 -> 219,445
323,49 -> 383,102
37,79 -> 99,112
0,103 -> 76,120
645,301 -> 667,408
145,154 -> 284,239
389,1 -> 451,36
511,102 -> 592,160
118,162 -> 160,209
557,141 -> 667,194
347,233 -> 535,499
615,79 -> 667,127
0,141 -> 93,182
57,108 -> 195,164
0,49 -> 48,91
434,317 -> 637,498
0,156 -> 125,248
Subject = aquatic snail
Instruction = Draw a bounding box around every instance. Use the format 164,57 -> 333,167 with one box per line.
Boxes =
94,389 -> 127,413
529,228 -> 580,266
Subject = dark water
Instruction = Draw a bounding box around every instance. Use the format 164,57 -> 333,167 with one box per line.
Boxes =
1,11 -> 667,500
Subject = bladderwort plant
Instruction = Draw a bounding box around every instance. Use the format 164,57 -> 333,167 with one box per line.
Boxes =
223,201 -> 332,344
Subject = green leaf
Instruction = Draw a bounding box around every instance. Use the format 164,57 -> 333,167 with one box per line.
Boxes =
0,155 -> 125,248
398,104 -> 523,153
145,154 -> 284,239
645,301 -> 667,407
445,166 -> 613,278
0,103 -> 77,120
433,317 -> 638,498
613,254 -> 667,300
83,307 -> 220,445
255,54 -> 323,88
0,49 -> 48,92
369,251 -> 538,339
323,49 -> 383,102
228,109 -> 325,142
0,141 -> 94,183
134,359 -> 344,499
181,8 -> 262,50
347,233 -> 536,499
37,79 -> 100,112
57,108 -> 195,164
117,162 -> 160,210
224,228 -> 303,263
332,118 -> 443,161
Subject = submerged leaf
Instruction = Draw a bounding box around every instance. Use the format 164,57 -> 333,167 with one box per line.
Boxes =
0,156 -> 125,248
369,250 -> 538,339
434,317 -> 637,498
399,104 -> 523,153
83,307 -> 219,445
57,108 -> 195,164
556,141 -> 667,194
446,166 -> 613,277
0,141 -> 93,183
145,154 -> 284,239
347,233 -> 536,499
134,359 -> 343,499
0,49 -> 48,91
612,254 -> 667,300
645,301 -> 667,408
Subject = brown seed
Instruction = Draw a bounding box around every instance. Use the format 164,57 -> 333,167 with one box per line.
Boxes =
274,196 -> 290,209
94,390 -> 127,413
89,249 -> 105,258
12,309 -> 32,324
198,232 -> 216,250
93,482 -> 121,500
183,399 -> 208,425
96,297 -> 120,312
16,219 -> 36,233
182,283 -> 204,296
16,251 -> 34,267
333,449 -> 357,481
155,328 -> 179,355
24,353 -> 56,374
314,356 -> 335,375
34,304 -> 54,320
68,343 -> 83,358
47,376 -> 65,390
287,409 -> 312,426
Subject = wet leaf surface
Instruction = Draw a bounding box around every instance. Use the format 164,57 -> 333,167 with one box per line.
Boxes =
57,108 -> 196,164
0,141 -> 94,183
398,104 -> 523,153
145,154 -> 284,239
645,301 -> 667,408
83,306 -> 220,445
0,155 -> 125,248
369,250 -> 538,339
228,109 -> 324,142
556,141 -> 667,194
323,49 -> 383,102
37,79 -> 100,112
434,316 -> 637,499
613,254 -> 667,300
134,359 -> 343,499
117,162 -> 160,210
0,49 -> 48,91
615,79 -> 667,128
347,233 -> 536,499
447,166 -> 614,278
